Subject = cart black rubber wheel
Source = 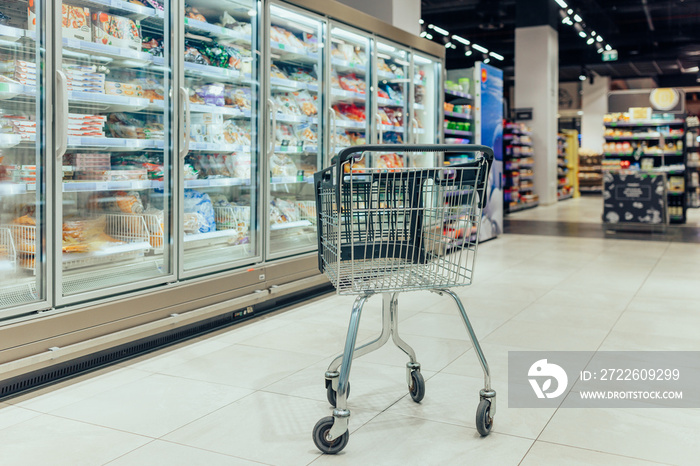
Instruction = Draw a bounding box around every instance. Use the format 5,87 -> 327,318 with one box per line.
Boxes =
409,370 -> 425,403
327,382 -> 350,407
313,416 -> 349,454
476,399 -> 493,436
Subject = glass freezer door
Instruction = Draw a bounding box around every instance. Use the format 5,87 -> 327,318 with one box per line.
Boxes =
411,53 -> 441,166
0,0 -> 49,315
56,0 -> 173,302
374,40 -> 408,168
267,3 -> 324,259
180,0 -> 260,275
329,24 -> 369,168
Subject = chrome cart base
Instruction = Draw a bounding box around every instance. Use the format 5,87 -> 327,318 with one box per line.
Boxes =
312,289 -> 496,454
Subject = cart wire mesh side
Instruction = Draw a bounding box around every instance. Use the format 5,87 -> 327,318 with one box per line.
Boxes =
315,144 -> 493,295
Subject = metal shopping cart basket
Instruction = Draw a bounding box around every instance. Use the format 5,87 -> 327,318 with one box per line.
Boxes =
312,144 -> 496,454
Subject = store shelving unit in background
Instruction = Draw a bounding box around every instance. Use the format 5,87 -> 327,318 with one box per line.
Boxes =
504,121 -> 538,212
686,117 -> 700,208
443,80 -> 474,165
603,113 -> 687,223
578,150 -> 603,194
557,132 -> 577,200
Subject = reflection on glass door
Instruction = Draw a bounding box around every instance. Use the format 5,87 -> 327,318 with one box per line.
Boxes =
412,53 -> 441,167
0,0 -> 47,314
267,3 -> 324,258
375,40 -> 408,169
329,24 -> 369,169
57,0 -> 172,300
181,0 -> 259,274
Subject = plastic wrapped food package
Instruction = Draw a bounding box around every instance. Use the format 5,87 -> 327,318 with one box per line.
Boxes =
184,5 -> 207,21
92,12 -> 141,50
284,65 -> 317,84
270,153 -> 297,177
331,43 -> 353,61
293,91 -> 317,116
183,189 -> 216,233
223,120 -> 251,145
270,26 -> 306,49
339,74 -> 365,94
333,103 -> 365,122
115,191 -> 145,214
270,199 -> 299,225
230,87 -> 252,111
275,124 -> 298,146
275,94 -> 303,116
270,64 -> 287,79
295,123 -> 317,143
376,153 -> 403,170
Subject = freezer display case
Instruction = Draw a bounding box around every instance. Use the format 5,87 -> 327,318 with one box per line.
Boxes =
329,24 -> 369,168
411,53 -> 441,166
266,3 -> 324,258
180,0 -> 260,275
0,1 -> 48,313
374,40 -> 408,169
56,0 -> 173,301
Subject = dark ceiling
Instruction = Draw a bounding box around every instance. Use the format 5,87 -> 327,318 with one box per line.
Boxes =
421,0 -> 700,84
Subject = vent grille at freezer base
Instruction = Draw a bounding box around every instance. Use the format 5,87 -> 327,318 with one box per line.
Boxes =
62,260 -> 165,295
0,282 -> 39,308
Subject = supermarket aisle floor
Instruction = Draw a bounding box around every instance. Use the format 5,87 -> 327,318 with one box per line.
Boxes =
2,234 -> 700,465
507,196 -> 603,223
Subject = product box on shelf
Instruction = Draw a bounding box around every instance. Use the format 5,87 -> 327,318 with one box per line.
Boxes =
105,82 -> 143,97
92,12 -> 141,51
53,5 -> 93,41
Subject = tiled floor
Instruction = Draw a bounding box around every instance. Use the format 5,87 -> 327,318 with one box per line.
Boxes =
2,232 -> 700,465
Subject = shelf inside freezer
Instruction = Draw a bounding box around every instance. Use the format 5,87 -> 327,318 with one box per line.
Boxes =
189,142 -> 251,152
73,0 -> 162,20
69,91 -> 151,112
62,241 -> 153,270
0,83 -> 31,101
377,70 -> 397,80
0,24 -> 26,42
67,137 -> 160,151
270,42 -> 318,64
269,220 -> 313,231
62,180 -> 160,192
331,59 -> 366,74
411,128 -> 426,134
276,114 -> 318,124
63,38 -> 154,65
414,103 -> 425,110
0,183 -> 29,196
270,176 -> 314,184
270,77 -> 313,91
335,120 -> 366,129
184,178 -> 251,188
274,145 -> 317,154
185,18 -> 251,44
190,104 -> 251,118
184,229 -> 243,243
378,124 -> 404,133
331,89 -> 366,102
184,62 -> 250,83
0,134 -> 22,149
377,97 -> 405,107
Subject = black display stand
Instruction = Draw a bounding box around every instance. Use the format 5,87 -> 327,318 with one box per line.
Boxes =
603,171 -> 668,231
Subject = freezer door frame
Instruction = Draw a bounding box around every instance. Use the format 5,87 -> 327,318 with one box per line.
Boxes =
264,0 -> 328,261
53,0 -> 178,307
372,36 -> 411,147
409,50 -> 444,147
325,20 -> 373,168
176,0 -> 265,280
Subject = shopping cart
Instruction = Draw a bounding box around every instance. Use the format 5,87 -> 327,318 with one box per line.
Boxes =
312,144 -> 496,454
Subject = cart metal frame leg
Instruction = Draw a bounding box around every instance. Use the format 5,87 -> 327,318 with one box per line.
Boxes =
324,292 -> 424,442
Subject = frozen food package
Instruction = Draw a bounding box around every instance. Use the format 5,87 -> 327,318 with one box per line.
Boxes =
275,123 -> 298,146
275,94 -> 302,116
295,123 -> 317,144
331,43 -> 353,61
193,83 -> 225,107
105,81 -> 143,97
284,65 -> 317,83
270,26 -> 306,49
183,189 -> 216,233
292,91 -> 318,116
92,12 -> 141,51
115,191 -> 145,214
185,5 -> 207,21
60,5 -> 92,41
270,64 -> 287,80
269,153 -> 297,177
377,153 -> 403,170
227,153 -> 251,179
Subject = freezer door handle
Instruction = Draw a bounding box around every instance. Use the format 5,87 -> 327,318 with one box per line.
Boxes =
267,98 -> 277,157
55,70 -> 68,159
179,87 -> 191,158
376,113 -> 383,144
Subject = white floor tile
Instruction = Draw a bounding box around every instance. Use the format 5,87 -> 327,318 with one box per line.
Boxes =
50,373 -> 253,437
164,391 -> 378,466
157,344 -> 323,390
0,403 -> 41,430
521,441 -> 666,465
107,440 -> 264,465
540,407 -> 700,465
311,412 -> 533,466
0,414 -> 150,466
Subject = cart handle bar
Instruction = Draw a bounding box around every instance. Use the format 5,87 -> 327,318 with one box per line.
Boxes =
335,144 -> 494,185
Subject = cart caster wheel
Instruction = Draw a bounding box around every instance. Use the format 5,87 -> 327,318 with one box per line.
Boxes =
313,416 -> 349,454
408,370 -> 425,403
476,399 -> 493,436
327,382 -> 350,407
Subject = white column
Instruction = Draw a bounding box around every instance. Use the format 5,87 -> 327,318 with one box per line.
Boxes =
336,0 -> 420,35
581,75 -> 610,152
515,25 -> 559,205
